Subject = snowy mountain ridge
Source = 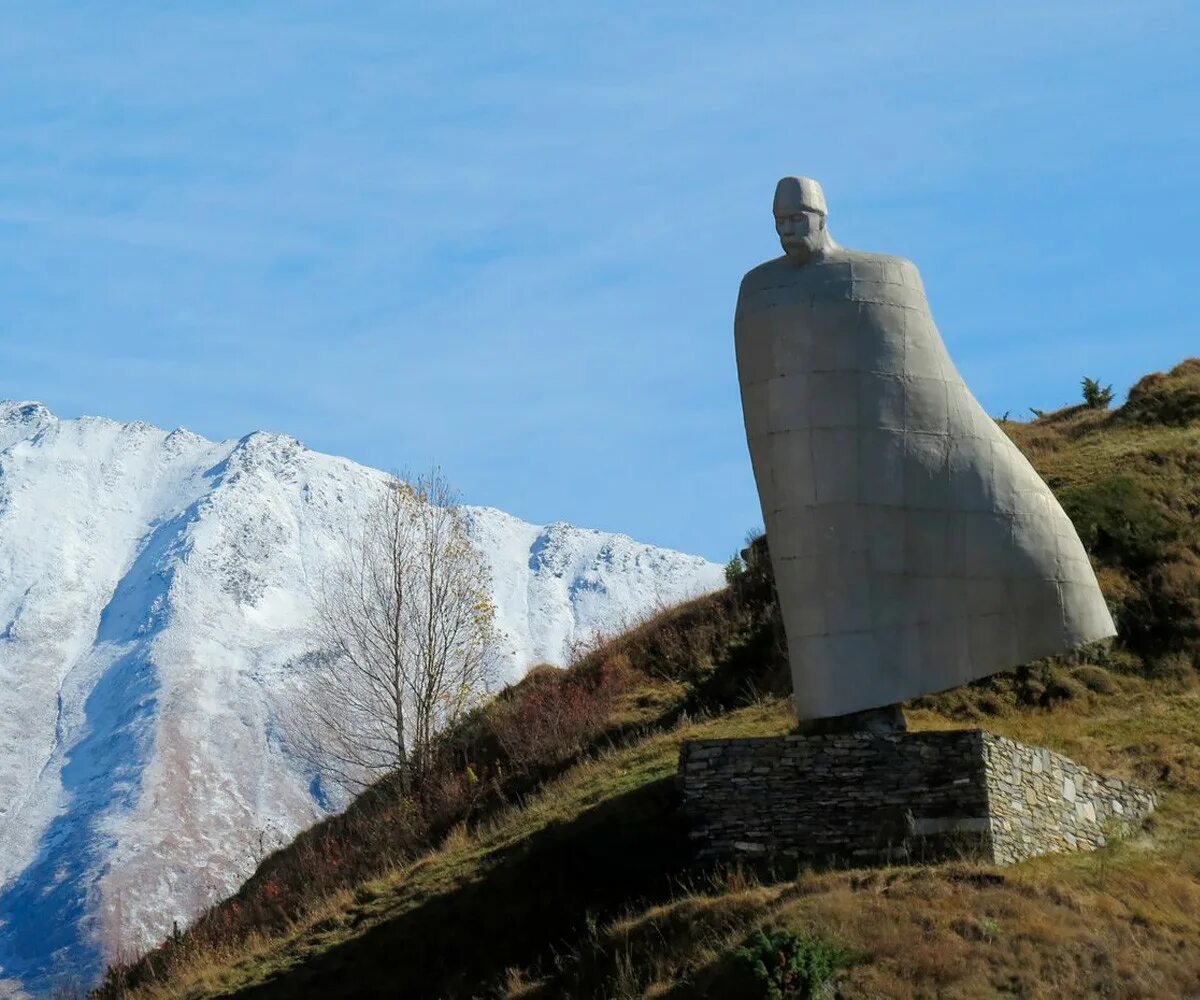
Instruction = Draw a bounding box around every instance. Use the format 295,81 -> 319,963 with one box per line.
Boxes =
0,401 -> 723,995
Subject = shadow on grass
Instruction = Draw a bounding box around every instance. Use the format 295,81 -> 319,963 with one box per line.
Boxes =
221,776 -> 686,1000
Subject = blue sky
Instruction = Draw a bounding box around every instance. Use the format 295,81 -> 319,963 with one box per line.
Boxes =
1,2 -> 1196,561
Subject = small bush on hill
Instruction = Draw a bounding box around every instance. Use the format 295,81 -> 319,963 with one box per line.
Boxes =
1071,664 -> 1118,694
1059,475 -> 1176,570
488,657 -> 627,771
733,927 -> 851,999
1081,376 -> 1115,409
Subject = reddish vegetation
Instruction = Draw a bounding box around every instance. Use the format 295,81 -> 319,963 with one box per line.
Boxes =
489,657 -> 629,771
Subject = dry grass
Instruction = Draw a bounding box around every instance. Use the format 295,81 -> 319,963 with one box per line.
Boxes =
99,702 -> 794,998
640,858 -> 1200,999
100,887 -> 357,999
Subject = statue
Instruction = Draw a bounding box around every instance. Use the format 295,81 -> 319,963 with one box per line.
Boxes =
735,176 -> 1115,724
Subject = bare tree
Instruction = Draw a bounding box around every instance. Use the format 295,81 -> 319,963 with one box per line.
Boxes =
292,470 -> 500,795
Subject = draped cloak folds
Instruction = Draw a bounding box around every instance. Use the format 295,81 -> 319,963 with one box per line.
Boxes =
735,247 -> 1116,720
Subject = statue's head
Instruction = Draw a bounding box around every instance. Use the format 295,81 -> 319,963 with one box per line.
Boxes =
774,176 -> 829,264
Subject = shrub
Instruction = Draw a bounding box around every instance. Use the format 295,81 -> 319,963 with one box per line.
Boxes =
1058,475 -> 1175,570
733,927 -> 851,999
1147,650 -> 1196,682
1081,376 -> 1115,409
1043,667 -> 1088,704
1071,664 -> 1118,695
575,592 -> 747,687
418,765 -> 487,832
487,659 -> 624,772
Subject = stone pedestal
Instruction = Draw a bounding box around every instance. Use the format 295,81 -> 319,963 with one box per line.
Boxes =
678,731 -> 1154,866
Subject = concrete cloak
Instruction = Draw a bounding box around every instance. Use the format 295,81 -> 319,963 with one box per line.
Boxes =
735,246 -> 1116,720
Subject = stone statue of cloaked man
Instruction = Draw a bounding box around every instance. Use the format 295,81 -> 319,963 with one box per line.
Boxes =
735,176 -> 1115,724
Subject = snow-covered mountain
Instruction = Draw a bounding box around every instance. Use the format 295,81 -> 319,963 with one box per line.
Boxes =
0,401 -> 722,995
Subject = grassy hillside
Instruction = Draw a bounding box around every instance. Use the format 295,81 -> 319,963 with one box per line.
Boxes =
1002,359 -> 1200,675
93,360 -> 1200,1000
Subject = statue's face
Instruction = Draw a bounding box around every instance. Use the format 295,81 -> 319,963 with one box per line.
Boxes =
775,205 -> 826,263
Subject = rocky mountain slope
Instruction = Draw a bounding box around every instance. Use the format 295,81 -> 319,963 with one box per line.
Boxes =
0,402 -> 722,996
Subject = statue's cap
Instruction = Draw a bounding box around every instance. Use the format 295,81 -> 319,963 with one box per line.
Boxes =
773,176 -> 827,217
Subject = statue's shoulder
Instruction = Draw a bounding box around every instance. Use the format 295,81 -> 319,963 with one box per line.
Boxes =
736,249 -> 926,310
826,246 -> 924,289
739,255 -> 792,290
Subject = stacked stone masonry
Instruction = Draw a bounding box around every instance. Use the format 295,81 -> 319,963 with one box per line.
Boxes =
679,731 -> 1154,866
